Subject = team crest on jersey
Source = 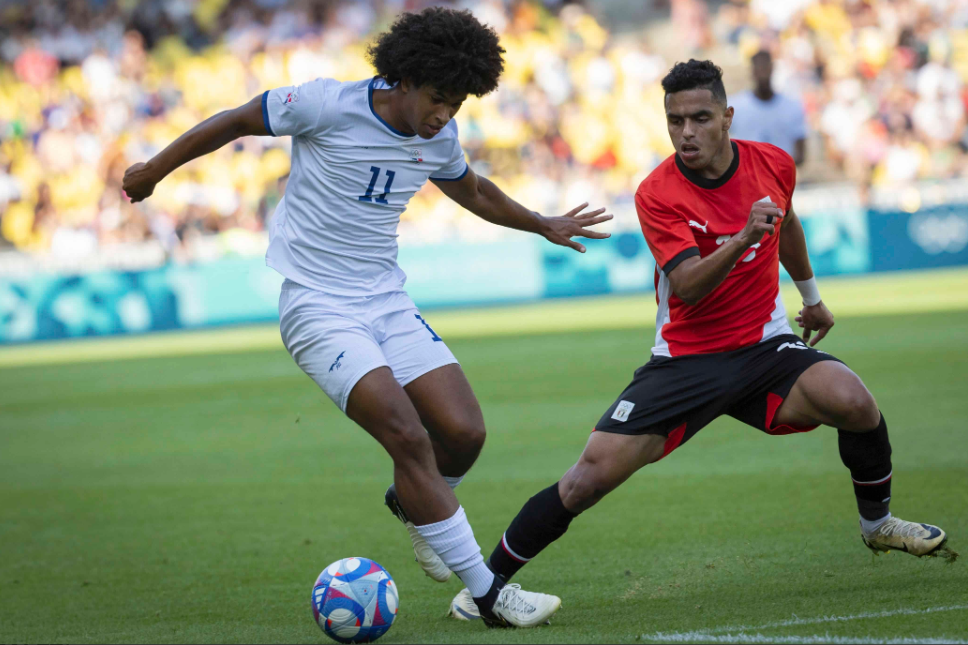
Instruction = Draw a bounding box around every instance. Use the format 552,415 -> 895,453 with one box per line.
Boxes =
409,148 -> 423,163
286,88 -> 299,104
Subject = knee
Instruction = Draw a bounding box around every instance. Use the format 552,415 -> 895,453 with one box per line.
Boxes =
558,464 -> 615,514
455,416 -> 486,457
382,417 -> 434,466
437,413 -> 487,458
834,383 -> 880,431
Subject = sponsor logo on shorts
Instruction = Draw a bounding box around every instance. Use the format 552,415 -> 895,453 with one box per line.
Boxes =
611,400 -> 635,422
329,351 -> 345,372
777,341 -> 808,352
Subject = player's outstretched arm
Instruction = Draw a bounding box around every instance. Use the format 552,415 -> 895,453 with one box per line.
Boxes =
667,199 -> 783,306
122,95 -> 269,203
779,207 -> 834,346
432,167 -> 612,253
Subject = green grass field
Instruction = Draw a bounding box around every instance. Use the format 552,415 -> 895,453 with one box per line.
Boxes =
2,272 -> 967,644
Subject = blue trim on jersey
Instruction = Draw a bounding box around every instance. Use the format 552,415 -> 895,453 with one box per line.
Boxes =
368,77 -> 414,138
430,163 -> 469,182
261,91 -> 275,136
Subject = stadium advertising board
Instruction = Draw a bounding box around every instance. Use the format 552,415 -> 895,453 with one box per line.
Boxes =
1,204 -> 964,343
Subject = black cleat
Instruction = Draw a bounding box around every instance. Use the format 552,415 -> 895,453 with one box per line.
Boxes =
384,484 -> 409,524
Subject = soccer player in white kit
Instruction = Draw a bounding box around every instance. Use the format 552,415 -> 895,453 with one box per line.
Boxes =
122,7 -> 612,628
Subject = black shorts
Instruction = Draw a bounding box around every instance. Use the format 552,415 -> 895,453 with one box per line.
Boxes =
594,334 -> 843,459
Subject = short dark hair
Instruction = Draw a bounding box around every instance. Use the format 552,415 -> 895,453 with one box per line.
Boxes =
661,59 -> 727,106
367,7 -> 506,97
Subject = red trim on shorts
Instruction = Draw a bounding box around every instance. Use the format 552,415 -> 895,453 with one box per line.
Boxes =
764,392 -> 818,436
659,422 -> 688,460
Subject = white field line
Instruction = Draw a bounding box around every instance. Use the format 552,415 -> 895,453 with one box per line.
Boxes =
642,604 -> 968,645
643,633 -> 966,644
706,604 -> 968,633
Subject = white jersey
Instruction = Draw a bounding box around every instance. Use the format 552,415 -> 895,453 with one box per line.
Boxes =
728,90 -> 806,158
262,77 -> 468,296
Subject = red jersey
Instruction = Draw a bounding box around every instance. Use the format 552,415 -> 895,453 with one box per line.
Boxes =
636,139 -> 796,357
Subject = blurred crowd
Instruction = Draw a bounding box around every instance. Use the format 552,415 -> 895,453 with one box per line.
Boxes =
718,0 -> 968,190
2,0 -> 968,265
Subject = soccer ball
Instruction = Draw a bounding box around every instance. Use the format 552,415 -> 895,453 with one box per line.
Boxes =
311,557 -> 399,643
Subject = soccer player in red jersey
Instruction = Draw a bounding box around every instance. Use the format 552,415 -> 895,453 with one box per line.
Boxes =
447,59 -> 948,620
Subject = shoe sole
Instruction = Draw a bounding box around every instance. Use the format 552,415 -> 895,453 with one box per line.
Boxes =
862,535 -> 948,558
491,598 -> 562,629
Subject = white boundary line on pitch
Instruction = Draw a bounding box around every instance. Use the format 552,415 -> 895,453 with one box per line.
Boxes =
642,634 -> 967,644
706,604 -> 968,633
642,604 -> 968,644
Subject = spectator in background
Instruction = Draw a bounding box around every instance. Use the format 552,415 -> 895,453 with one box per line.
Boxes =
729,50 -> 808,165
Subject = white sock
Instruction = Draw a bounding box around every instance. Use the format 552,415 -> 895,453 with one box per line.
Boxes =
415,506 -> 494,597
442,475 -> 464,490
860,512 -> 891,535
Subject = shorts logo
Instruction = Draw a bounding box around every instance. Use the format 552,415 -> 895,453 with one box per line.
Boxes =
410,148 -> 423,163
611,400 -> 635,422
286,88 -> 299,104
777,341 -> 808,352
329,351 -> 345,372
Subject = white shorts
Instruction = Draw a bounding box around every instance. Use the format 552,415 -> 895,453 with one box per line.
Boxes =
279,280 -> 459,412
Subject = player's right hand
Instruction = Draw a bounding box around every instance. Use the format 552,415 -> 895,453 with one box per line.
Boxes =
122,162 -> 159,203
738,200 -> 784,248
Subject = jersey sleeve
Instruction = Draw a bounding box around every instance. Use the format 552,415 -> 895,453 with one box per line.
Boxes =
429,121 -> 469,181
262,78 -> 340,138
635,188 -> 700,275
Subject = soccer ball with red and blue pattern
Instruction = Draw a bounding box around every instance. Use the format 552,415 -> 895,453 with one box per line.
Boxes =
311,557 -> 399,643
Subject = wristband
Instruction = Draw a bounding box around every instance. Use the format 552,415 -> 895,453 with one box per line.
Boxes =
794,277 -> 822,306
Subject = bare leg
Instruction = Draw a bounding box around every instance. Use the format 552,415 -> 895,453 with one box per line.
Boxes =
487,430 -> 667,581
773,361 -> 880,432
559,431 -> 668,513
404,364 -> 486,478
345,366 -> 458,526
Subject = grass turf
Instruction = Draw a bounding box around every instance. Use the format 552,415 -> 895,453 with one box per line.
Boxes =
1,310 -> 966,643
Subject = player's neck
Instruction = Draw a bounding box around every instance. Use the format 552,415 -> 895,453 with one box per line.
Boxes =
372,87 -> 417,136
754,86 -> 774,102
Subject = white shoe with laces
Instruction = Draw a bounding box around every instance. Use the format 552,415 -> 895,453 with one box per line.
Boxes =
448,588 -> 481,621
489,583 -> 561,628
862,516 -> 947,557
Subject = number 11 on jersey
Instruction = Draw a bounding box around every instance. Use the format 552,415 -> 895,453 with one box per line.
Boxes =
359,166 -> 396,204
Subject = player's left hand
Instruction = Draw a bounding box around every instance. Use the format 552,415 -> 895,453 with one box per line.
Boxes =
540,202 -> 612,253
796,302 -> 834,347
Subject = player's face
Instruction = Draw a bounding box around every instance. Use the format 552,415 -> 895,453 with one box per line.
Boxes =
665,89 -> 733,170
752,58 -> 773,90
404,83 -> 467,139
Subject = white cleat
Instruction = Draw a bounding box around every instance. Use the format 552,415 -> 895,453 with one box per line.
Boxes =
385,485 -> 452,582
862,516 -> 947,557
448,588 -> 482,621
405,521 -> 452,582
489,584 -> 561,628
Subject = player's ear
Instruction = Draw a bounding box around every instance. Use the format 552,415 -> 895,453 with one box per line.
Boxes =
723,105 -> 734,132
400,78 -> 412,93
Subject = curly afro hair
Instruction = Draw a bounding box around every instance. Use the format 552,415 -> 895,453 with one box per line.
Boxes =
367,7 -> 505,97
661,59 -> 727,106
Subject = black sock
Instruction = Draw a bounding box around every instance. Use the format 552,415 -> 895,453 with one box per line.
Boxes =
838,413 -> 892,522
472,573 -> 505,619
486,482 -> 578,581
